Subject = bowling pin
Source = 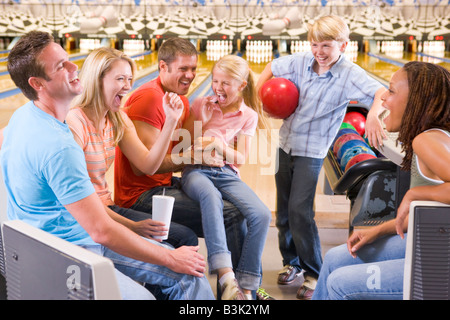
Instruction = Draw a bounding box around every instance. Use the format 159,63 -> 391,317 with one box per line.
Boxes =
262,7 -> 302,36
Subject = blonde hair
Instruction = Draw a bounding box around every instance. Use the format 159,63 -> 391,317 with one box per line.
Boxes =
307,15 -> 350,44
213,55 -> 270,131
72,47 -> 136,146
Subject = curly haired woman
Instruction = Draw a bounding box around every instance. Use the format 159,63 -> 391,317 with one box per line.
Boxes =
312,61 -> 450,300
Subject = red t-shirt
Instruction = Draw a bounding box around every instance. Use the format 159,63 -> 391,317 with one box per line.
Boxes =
114,77 -> 190,208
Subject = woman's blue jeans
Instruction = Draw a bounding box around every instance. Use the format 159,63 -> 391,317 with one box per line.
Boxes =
181,165 -> 271,291
108,205 -> 198,248
275,148 -> 324,279
312,234 -> 406,300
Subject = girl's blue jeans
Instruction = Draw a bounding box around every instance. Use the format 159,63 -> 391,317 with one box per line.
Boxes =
181,165 -> 271,291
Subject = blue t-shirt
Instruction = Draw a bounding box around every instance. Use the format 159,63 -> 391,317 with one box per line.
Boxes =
0,101 -> 96,246
271,52 -> 384,158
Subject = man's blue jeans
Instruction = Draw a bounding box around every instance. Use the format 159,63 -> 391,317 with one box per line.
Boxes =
131,177 -> 246,271
312,234 -> 406,300
84,240 -> 215,300
275,148 -> 324,279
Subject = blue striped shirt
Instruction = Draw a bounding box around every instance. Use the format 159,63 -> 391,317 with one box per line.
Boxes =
271,52 -> 383,158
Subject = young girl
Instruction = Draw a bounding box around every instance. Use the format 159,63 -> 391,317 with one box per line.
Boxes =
312,61 -> 450,300
66,47 -> 199,249
181,55 -> 272,300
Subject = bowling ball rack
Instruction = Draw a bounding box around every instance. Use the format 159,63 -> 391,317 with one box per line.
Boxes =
324,149 -> 410,233
323,104 -> 410,233
324,149 -> 394,195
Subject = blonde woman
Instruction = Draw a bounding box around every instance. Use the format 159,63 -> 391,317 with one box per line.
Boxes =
67,47 -> 197,248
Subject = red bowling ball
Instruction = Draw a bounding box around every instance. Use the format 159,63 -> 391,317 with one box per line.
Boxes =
343,111 -> 366,136
345,153 -> 377,171
259,78 -> 299,119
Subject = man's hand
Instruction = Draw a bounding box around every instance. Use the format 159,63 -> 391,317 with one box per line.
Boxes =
166,246 -> 207,277
163,92 -> 184,123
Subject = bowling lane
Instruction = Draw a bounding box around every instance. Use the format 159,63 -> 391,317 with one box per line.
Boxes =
405,52 -> 450,70
358,51 -> 450,84
130,51 -> 159,74
187,52 -> 215,98
243,54 -> 270,75
353,52 -> 401,84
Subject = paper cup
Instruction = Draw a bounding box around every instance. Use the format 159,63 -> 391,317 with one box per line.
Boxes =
152,195 -> 175,240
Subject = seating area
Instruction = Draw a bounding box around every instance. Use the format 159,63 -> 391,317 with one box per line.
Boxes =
1,112 -> 450,300
2,152 -> 450,300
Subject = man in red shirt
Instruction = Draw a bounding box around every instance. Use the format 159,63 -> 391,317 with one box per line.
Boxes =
114,38 -> 245,268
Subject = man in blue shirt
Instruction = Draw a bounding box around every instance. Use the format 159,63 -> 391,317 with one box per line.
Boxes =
257,15 -> 386,299
0,31 -> 214,300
